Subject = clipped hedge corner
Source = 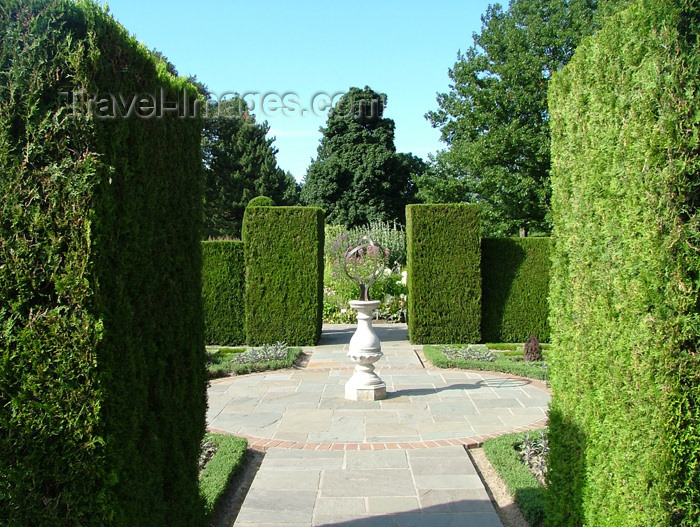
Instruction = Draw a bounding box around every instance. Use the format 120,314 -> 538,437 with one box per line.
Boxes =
243,206 -> 324,346
202,241 -> 245,345
406,204 -> 481,344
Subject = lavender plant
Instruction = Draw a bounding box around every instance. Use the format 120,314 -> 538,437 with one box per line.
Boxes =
235,342 -> 289,363
517,429 -> 549,486
440,344 -> 497,362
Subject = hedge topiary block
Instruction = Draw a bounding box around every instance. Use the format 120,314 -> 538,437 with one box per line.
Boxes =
0,2 -> 207,525
202,241 -> 245,345
481,237 -> 551,343
548,1 -> 700,525
243,206 -> 324,346
406,204 -> 481,344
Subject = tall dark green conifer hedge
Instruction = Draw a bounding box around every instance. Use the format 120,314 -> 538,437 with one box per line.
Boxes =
481,237 -> 551,343
202,241 -> 245,345
0,1 -> 206,525
243,206 -> 324,346
406,204 -> 481,344
548,1 -> 700,525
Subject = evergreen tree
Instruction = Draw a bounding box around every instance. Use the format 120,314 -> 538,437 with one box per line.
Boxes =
301,86 -> 425,228
202,99 -> 299,238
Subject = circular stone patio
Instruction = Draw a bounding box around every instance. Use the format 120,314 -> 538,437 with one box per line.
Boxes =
206,324 -> 550,450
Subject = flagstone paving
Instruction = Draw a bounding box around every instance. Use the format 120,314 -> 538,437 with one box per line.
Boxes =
207,324 -> 550,527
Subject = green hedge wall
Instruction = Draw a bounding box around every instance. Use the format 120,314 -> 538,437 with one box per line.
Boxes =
202,241 -> 245,345
481,238 -> 551,343
548,1 -> 700,525
406,204 -> 481,344
243,206 -> 324,346
0,2 -> 206,526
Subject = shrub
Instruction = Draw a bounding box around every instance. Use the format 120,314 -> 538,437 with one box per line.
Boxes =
481,237 -> 551,343
548,1 -> 700,524
406,204 -> 481,344
441,344 -> 496,362
206,345 -> 302,378
423,345 -> 549,381
202,241 -> 245,345
243,206 -> 324,346
0,1 -> 206,525
523,334 -> 543,362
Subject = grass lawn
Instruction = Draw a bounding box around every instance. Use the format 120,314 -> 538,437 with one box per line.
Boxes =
483,430 -> 547,527
422,343 -> 550,380
199,433 -> 248,518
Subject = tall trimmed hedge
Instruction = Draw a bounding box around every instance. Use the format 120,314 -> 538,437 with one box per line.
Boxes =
407,204 -> 481,344
481,238 -> 551,343
202,241 -> 245,345
243,206 -> 324,346
548,1 -> 700,525
0,2 -> 206,526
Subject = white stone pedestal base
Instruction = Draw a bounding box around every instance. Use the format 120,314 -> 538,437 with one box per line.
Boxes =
345,300 -> 386,401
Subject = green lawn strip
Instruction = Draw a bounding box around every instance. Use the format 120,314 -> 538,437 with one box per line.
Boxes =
483,431 -> 547,527
209,347 -> 246,356
422,345 -> 549,380
206,347 -> 302,378
199,433 -> 248,518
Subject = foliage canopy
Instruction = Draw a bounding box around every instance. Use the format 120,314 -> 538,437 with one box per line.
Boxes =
202,98 -> 299,238
423,0 -> 629,236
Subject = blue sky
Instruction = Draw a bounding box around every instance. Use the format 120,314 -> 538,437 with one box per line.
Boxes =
104,0 -> 493,181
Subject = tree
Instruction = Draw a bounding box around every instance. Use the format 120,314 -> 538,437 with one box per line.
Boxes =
424,0 -> 630,236
202,98 -> 300,238
143,53 -> 299,238
301,86 -> 425,228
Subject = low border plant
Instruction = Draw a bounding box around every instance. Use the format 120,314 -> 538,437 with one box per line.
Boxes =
206,343 -> 301,378
198,433 -> 248,518
423,344 -> 549,380
518,430 -> 549,487
441,344 -> 497,362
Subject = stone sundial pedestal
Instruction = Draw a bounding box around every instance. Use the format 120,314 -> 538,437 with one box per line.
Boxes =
345,300 -> 386,401
342,235 -> 388,401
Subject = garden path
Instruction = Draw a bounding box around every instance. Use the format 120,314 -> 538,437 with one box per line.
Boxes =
207,323 -> 550,526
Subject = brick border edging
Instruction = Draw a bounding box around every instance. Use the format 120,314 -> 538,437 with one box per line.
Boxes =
207,417 -> 549,452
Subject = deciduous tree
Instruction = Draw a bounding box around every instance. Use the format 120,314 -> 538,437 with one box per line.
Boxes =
424,0 -> 629,236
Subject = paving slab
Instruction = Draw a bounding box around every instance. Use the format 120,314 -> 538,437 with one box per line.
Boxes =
209,358 -> 548,447
209,323 -> 550,526
233,446 -> 504,527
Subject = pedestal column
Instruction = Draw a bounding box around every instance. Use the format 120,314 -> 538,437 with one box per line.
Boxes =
345,300 -> 386,401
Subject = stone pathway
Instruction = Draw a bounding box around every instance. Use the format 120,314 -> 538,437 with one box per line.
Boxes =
207,324 -> 550,526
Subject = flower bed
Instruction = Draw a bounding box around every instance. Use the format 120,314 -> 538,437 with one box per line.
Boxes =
206,343 -> 302,378
323,222 -> 408,323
